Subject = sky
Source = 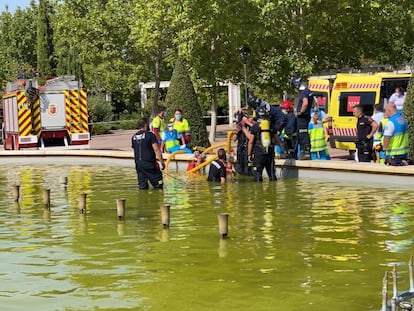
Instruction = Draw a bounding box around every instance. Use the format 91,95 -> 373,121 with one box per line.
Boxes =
0,0 -> 31,13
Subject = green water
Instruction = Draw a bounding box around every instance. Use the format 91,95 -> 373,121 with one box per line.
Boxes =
1,162 -> 414,311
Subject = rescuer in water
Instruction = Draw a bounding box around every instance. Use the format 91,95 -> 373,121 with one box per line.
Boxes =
280,100 -> 298,159
131,118 -> 165,190
242,107 -> 277,182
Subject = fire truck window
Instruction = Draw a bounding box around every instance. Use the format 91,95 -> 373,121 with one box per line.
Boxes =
339,92 -> 376,117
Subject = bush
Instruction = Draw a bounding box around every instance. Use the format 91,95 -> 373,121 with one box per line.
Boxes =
91,123 -> 111,135
404,75 -> 414,159
88,94 -> 114,122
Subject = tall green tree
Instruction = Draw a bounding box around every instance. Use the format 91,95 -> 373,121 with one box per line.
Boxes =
130,0 -> 181,117
36,0 -> 54,80
165,58 -> 210,148
179,0 -> 259,141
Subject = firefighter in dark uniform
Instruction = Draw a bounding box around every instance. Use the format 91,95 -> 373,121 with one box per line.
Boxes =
247,95 -> 287,142
353,104 -> 378,162
234,110 -> 252,176
207,148 -> 227,183
242,107 -> 277,182
131,118 -> 165,190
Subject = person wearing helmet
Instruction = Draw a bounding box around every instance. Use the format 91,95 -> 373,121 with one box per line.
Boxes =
241,111 -> 277,182
280,100 -> 298,159
295,79 -> 313,160
247,95 -> 287,153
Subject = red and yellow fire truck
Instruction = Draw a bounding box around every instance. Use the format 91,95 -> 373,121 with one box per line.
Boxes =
1,76 -> 90,150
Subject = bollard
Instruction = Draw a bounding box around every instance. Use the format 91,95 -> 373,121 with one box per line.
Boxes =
79,193 -> 87,214
381,271 -> 388,311
160,204 -> 170,228
218,213 -> 229,238
409,255 -> 414,292
12,184 -> 20,202
116,198 -> 126,220
42,188 -> 51,208
59,176 -> 68,189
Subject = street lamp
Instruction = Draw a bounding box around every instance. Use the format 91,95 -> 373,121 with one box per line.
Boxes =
239,45 -> 251,107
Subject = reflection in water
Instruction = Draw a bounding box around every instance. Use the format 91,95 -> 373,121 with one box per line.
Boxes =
1,163 -> 414,310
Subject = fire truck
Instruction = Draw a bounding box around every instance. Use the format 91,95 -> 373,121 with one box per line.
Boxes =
1,76 -> 90,150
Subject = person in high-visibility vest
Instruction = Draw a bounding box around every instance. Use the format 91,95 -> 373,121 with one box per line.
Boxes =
170,109 -> 191,145
150,106 -> 166,145
308,111 -> 330,160
382,103 -> 409,166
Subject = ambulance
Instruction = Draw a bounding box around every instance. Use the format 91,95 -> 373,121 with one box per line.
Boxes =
328,72 -> 411,155
308,77 -> 332,114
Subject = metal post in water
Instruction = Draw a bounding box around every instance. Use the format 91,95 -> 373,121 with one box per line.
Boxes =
392,264 -> 398,301
12,184 -> 20,202
409,255 -> 414,292
160,204 -> 170,228
79,193 -> 87,214
117,198 -> 126,221
59,176 -> 68,189
391,297 -> 397,311
381,271 -> 388,311
42,188 -> 51,208
218,213 -> 229,238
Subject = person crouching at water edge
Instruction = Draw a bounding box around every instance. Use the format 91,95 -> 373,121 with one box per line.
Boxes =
131,118 -> 165,190
207,148 -> 227,184
161,123 -> 193,154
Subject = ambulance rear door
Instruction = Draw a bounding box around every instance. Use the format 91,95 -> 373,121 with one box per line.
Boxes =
308,78 -> 331,114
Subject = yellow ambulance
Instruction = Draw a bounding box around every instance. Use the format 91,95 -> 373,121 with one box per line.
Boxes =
328,72 -> 411,155
308,77 -> 332,114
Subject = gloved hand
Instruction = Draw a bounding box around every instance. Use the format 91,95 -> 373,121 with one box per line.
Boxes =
179,144 -> 186,150
374,143 -> 383,152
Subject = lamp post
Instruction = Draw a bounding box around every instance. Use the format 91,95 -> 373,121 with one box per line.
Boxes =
239,45 -> 251,107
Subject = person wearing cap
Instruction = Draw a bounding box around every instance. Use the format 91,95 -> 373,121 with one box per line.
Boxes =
295,81 -> 314,160
161,123 -> 193,154
207,148 -> 227,183
131,118 -> 164,190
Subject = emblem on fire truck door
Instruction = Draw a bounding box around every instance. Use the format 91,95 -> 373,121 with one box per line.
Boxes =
48,103 -> 58,116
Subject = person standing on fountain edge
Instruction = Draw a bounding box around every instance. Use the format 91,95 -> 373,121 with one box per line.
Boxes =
132,118 -> 165,190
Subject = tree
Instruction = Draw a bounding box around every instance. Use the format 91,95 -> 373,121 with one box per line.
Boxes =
130,0 -> 180,117
36,0 -> 54,80
404,75 -> 414,160
165,58 -> 210,148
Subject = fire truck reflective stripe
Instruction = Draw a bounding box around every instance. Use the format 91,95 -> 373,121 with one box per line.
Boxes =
16,92 -> 32,136
349,83 -> 380,89
64,90 -> 72,134
69,90 -> 81,133
32,99 -> 41,136
308,83 -> 329,90
333,128 -> 357,136
79,89 -> 88,132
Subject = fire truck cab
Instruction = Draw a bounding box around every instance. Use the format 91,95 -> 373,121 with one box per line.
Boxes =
2,76 -> 90,150
329,72 -> 411,154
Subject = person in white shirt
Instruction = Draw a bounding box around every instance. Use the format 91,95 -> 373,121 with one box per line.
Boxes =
388,87 -> 405,114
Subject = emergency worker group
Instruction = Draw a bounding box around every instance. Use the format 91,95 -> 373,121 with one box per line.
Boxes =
131,79 -> 411,189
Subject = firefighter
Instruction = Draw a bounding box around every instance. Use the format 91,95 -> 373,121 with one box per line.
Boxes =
131,118 -> 165,190
291,78 -> 313,160
280,100 -> 298,159
233,110 -> 252,176
247,95 -> 287,146
207,148 -> 227,183
242,107 -> 277,182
